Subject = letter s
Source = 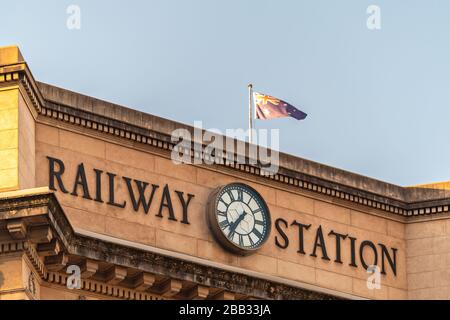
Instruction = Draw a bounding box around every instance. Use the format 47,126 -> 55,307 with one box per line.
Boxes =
275,218 -> 289,249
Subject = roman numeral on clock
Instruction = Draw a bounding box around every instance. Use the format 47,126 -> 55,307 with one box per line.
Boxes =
248,235 -> 255,246
239,235 -> 244,247
211,184 -> 270,252
219,220 -> 229,229
217,210 -> 227,217
252,228 -> 262,239
254,220 -> 264,226
237,190 -> 243,201
252,208 -> 261,214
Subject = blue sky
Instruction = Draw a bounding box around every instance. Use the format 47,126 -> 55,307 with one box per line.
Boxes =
2,0 -> 450,186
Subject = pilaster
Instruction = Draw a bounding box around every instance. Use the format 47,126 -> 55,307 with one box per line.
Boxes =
0,46 -> 40,192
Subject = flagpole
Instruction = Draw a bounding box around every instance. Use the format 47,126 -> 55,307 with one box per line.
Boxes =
248,83 -> 253,144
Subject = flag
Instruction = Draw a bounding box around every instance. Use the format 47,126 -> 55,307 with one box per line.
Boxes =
253,92 -> 307,121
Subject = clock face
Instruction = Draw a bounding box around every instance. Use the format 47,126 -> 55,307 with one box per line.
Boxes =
207,183 -> 271,254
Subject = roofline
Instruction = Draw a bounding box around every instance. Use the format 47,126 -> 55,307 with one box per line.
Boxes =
36,81 -> 450,205
2,45 -> 450,218
0,187 -> 343,300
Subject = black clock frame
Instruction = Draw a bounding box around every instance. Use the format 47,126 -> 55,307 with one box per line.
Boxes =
206,183 -> 272,255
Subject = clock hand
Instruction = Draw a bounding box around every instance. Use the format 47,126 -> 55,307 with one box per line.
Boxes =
229,211 -> 248,235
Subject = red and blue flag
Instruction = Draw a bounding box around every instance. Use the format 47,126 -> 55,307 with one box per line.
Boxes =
253,92 -> 307,121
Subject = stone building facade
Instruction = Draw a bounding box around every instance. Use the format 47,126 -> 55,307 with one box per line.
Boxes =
0,46 -> 449,300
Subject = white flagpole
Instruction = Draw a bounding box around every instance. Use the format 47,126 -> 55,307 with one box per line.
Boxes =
248,83 -> 253,144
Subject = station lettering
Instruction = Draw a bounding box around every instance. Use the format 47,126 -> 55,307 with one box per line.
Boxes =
274,218 -> 398,276
46,156 -> 398,277
47,156 -> 195,224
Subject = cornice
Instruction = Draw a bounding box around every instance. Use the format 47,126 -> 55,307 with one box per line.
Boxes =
36,94 -> 450,218
0,189 -> 338,300
44,272 -> 165,300
0,61 -> 45,114
1,47 -> 449,218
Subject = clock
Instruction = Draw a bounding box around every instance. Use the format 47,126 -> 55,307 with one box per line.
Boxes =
207,183 -> 271,255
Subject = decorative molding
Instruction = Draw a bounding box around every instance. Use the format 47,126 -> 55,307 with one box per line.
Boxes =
26,271 -> 37,297
69,228 -> 338,300
0,240 -> 26,254
20,71 -> 43,113
24,241 -> 47,279
0,61 -> 44,113
45,272 -> 164,300
2,48 -> 450,218
37,100 -> 450,218
0,71 -> 19,83
0,191 -> 340,300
